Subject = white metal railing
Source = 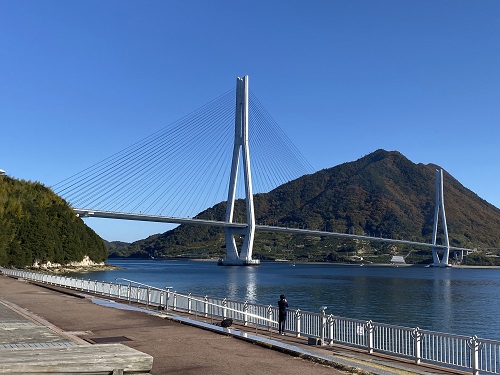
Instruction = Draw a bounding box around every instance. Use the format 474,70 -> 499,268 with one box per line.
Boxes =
1,267 -> 499,375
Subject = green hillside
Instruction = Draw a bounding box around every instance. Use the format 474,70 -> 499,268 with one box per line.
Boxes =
107,150 -> 500,264
0,176 -> 107,267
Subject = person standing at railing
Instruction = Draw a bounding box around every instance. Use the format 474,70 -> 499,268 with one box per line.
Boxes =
277,294 -> 288,335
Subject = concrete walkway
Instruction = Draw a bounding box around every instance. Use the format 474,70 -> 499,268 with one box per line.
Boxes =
0,274 -> 466,375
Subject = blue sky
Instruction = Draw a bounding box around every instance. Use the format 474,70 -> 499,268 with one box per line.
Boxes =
1,1 -> 499,242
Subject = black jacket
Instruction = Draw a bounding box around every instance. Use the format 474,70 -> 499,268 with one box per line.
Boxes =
278,299 -> 288,319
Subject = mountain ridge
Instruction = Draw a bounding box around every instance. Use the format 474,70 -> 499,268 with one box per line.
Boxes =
107,149 -> 500,264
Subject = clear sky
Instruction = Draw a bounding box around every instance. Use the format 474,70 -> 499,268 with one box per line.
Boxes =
1,1 -> 499,243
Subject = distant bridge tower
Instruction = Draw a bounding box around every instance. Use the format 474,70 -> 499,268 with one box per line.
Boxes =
219,76 -> 260,266
431,169 -> 451,267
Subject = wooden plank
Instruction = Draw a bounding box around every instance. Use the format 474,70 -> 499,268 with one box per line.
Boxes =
0,343 -> 153,374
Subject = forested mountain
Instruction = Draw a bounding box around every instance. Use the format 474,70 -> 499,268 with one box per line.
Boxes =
0,176 -> 107,267
107,150 -> 500,264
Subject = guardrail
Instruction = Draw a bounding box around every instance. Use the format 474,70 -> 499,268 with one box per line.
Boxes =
2,267 -> 498,375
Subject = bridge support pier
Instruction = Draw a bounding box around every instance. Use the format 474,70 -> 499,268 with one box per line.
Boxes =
219,76 -> 260,266
431,169 -> 451,267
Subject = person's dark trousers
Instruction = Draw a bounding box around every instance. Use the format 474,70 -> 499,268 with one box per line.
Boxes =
279,318 -> 286,334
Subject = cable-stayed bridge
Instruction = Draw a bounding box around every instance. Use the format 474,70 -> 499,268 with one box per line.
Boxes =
55,76 -> 470,267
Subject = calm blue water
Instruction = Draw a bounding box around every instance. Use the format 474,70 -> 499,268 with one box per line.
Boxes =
71,260 -> 500,341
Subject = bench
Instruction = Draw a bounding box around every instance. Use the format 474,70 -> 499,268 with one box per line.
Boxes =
0,343 -> 153,374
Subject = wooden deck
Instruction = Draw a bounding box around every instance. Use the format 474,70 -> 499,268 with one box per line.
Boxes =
0,343 -> 153,374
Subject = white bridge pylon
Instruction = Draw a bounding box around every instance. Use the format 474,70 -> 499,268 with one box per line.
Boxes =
219,75 -> 260,266
431,168 -> 451,267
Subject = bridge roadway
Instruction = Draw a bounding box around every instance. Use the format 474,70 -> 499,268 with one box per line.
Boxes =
0,274 -> 465,375
75,208 -> 474,253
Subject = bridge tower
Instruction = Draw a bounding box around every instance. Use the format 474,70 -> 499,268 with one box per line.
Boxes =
218,76 -> 260,266
431,169 -> 451,267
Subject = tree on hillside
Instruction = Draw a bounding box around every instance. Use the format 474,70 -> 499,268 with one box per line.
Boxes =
0,177 -> 106,267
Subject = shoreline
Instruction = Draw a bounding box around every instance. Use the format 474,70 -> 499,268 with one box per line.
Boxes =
27,263 -> 120,274
106,258 -> 500,269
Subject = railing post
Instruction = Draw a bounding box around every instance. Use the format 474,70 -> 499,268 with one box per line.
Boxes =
295,309 -> 301,338
204,296 -> 209,317
165,288 -> 170,311
468,336 -> 480,375
412,327 -> 422,364
327,315 -> 335,345
188,293 -> 192,313
127,284 -> 131,304
267,305 -> 273,332
366,320 -> 374,354
173,292 -> 177,311
319,306 -> 328,345
243,301 -> 249,326
222,299 -> 227,319
146,287 -> 151,308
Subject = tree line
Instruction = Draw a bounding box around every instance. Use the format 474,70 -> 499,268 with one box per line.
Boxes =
0,176 -> 106,268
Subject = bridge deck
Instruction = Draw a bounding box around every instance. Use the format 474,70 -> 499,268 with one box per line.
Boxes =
75,208 -> 473,252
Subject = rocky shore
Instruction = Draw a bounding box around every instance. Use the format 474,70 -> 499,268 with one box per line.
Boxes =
30,255 -> 119,274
